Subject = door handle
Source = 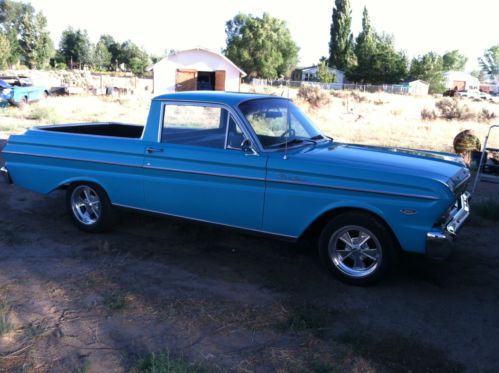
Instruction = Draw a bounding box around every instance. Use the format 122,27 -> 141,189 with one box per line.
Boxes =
146,147 -> 164,154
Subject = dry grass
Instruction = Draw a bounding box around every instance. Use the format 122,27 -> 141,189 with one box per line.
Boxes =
1,88 -> 498,153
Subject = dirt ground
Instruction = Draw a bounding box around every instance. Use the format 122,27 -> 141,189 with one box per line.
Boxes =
1,139 -> 498,373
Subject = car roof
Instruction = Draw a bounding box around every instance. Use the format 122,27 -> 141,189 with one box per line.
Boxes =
152,91 -> 286,106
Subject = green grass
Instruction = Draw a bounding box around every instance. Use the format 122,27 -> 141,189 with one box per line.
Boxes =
103,292 -> 127,311
135,351 -> 208,373
278,303 -> 331,334
0,301 -> 13,336
474,199 -> 499,221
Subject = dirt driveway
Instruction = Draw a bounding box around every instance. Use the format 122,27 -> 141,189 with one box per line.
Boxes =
1,139 -> 498,372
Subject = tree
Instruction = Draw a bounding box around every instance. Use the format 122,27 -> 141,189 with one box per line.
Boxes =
442,50 -> 467,71
117,40 -> 150,75
348,7 -> 407,84
409,52 -> 445,93
99,34 -> 121,69
0,0 -> 53,68
58,28 -> 93,68
328,0 -> 355,71
224,12 -> 299,79
317,60 -> 335,83
0,33 -> 10,68
479,45 -> 499,79
93,40 -> 111,70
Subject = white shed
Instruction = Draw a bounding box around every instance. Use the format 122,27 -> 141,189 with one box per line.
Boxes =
148,48 -> 246,94
443,71 -> 480,91
407,80 -> 429,95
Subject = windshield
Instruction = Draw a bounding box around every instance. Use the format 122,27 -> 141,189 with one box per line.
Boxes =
239,98 -> 325,149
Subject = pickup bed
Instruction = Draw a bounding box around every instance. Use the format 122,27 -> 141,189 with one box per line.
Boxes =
41,122 -> 144,138
1,91 -> 472,285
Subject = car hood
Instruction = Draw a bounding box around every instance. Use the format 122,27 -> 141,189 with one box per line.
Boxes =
295,142 -> 468,187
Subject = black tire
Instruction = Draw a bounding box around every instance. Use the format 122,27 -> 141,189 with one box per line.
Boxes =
318,211 -> 396,285
66,182 -> 115,233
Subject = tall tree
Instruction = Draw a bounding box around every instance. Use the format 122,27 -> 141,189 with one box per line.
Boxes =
442,50 -> 467,71
99,34 -> 121,69
0,0 -> 53,68
328,0 -> 354,71
409,52 -> 445,93
0,32 -> 10,68
479,45 -> 499,79
93,40 -> 111,70
348,7 -> 407,84
58,28 -> 93,68
224,12 -> 299,79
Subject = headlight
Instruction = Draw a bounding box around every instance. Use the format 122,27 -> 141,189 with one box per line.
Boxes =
2,88 -> 12,95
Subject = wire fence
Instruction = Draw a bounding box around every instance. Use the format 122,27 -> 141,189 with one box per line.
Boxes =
251,78 -> 411,95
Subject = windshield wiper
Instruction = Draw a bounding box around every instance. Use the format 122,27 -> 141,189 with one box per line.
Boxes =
311,134 -> 332,141
269,138 -> 317,149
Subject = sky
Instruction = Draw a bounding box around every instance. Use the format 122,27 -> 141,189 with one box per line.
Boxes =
26,0 -> 499,72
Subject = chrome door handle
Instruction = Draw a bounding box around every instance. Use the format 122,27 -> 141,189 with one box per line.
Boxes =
146,147 -> 164,154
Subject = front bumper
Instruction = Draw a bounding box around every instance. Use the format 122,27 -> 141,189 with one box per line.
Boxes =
1,166 -> 12,184
426,191 -> 470,259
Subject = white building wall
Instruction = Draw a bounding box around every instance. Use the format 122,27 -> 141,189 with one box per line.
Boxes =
443,71 -> 480,90
152,50 -> 242,93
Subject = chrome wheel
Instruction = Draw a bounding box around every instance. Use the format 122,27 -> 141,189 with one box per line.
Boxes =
70,185 -> 101,225
328,225 -> 382,278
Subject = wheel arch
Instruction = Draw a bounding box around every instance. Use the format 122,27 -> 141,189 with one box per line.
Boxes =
53,177 -> 110,197
299,205 -> 402,251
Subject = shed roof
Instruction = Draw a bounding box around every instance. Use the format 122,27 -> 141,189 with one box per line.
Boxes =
148,48 -> 246,77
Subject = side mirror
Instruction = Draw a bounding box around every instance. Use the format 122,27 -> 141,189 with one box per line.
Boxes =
240,138 -> 258,156
241,138 -> 252,151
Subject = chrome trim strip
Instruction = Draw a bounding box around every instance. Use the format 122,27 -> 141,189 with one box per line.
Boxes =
2,150 -> 143,169
2,151 -> 439,200
267,177 -> 439,200
112,202 -> 297,240
144,164 -> 265,182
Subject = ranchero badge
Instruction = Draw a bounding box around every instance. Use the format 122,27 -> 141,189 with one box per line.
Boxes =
400,208 -> 417,215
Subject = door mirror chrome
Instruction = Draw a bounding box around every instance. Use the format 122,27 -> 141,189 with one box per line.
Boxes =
241,138 -> 258,156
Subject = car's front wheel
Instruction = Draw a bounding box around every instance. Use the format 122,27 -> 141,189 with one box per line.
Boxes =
67,182 -> 114,232
319,211 -> 396,285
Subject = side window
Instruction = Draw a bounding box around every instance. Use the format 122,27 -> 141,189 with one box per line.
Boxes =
162,104 -> 226,148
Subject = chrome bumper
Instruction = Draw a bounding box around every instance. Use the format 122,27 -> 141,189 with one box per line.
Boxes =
426,192 -> 470,259
1,166 -> 12,184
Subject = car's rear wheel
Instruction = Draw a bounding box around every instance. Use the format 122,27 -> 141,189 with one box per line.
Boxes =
67,182 -> 114,232
16,96 -> 28,108
319,211 -> 396,285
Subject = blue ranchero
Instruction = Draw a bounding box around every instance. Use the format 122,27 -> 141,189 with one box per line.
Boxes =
1,92 -> 471,284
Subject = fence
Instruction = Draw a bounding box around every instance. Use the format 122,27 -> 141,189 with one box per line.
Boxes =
251,78 -> 410,95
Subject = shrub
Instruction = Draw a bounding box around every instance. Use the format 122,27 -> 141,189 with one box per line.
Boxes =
27,107 -> 59,123
297,85 -> 331,108
478,108 -> 497,122
350,91 -> 369,103
421,108 -> 437,121
435,98 -> 475,120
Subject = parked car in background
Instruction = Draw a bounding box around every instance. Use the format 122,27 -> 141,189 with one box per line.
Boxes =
1,92 -> 472,285
0,76 -> 49,107
455,89 -> 481,100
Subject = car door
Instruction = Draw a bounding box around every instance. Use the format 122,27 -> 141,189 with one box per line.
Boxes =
142,101 -> 267,230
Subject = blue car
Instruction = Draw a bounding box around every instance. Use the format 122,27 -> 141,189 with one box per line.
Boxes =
0,91 -> 471,284
0,76 -> 49,107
